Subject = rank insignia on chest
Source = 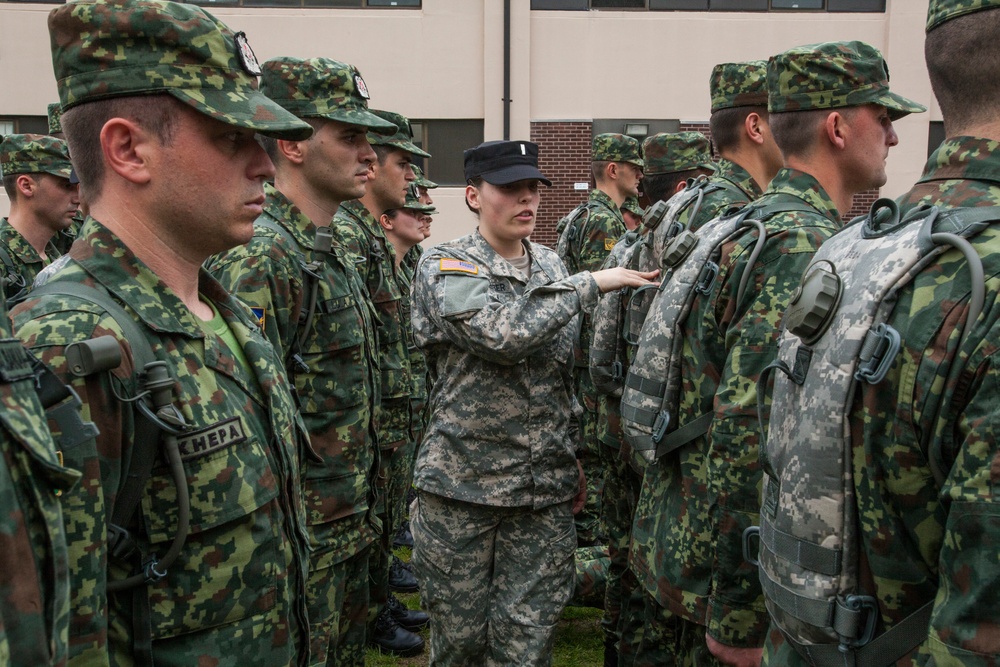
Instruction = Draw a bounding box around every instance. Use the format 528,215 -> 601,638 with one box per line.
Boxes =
604,238 -> 617,251
250,307 -> 266,330
439,258 -> 479,275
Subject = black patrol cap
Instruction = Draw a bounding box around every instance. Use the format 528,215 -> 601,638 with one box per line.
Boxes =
463,140 -> 552,187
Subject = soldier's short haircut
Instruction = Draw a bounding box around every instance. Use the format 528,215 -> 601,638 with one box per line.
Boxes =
642,168 -> 711,205
710,106 -> 768,154
591,160 -> 612,183
61,94 -> 177,200
2,174 -> 18,200
925,9 -> 1000,133
259,118 -> 322,165
767,108 -> 832,159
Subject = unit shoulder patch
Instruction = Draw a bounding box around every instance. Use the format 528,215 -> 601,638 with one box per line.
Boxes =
604,238 -> 618,251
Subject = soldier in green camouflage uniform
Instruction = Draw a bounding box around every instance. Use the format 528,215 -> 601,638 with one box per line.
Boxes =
0,134 -> 78,300
206,56 -> 397,666
639,132 -> 716,207
12,1 -> 317,664
0,293 -> 81,666
557,133 -> 644,549
621,195 -> 643,231
629,42 -> 924,667
332,109 -> 430,656
597,63 -> 780,667
408,139 -> 657,666
46,104 -> 85,255
761,2 -> 1000,664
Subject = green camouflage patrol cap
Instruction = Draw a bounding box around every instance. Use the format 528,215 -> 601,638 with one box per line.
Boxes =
48,0 -> 313,141
767,41 -> 926,121
621,195 -> 643,217
259,57 -> 396,134
412,164 -> 438,189
710,61 -> 769,112
927,0 -> 1000,31
367,110 -> 431,158
593,133 -> 644,168
400,183 -> 436,215
641,132 -> 714,176
47,103 -> 63,134
0,133 -> 74,179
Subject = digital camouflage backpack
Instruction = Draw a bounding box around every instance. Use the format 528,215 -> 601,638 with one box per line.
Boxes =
555,201 -> 598,275
619,194 -> 819,471
747,199 -> 998,665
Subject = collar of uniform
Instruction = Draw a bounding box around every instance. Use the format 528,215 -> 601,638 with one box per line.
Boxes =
763,167 -> 842,226
589,188 -> 625,222
72,218 -> 227,337
262,182 -> 320,253
0,219 -> 45,265
714,158 -> 764,199
917,136 -> 1000,187
470,229 -> 561,285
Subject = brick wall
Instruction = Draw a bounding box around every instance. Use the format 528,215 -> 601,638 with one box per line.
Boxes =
529,119 -> 876,248
531,121 -> 593,248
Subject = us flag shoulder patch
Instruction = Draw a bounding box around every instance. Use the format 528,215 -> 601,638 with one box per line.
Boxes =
439,258 -> 479,275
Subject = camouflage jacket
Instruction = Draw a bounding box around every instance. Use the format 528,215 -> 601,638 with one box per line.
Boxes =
595,159 -> 762,450
207,184 -> 381,566
630,168 -> 840,647
765,136 -> 1000,667
400,245 -> 430,443
0,306 -> 80,667
333,200 -> 413,450
0,218 -> 60,300
411,230 -> 599,508
13,218 -> 311,666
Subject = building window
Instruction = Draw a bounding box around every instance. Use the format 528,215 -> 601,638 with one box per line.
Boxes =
0,116 -> 48,136
410,120 -> 484,187
532,0 -> 884,10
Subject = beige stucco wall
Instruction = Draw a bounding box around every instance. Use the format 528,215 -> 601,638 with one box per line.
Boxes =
0,0 -> 938,243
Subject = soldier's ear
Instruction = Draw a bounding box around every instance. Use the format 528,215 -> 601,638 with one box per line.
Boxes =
277,139 -> 306,166
379,213 -> 394,231
745,112 -> 766,146
101,117 -> 153,186
466,183 -> 482,213
824,111 -> 848,151
14,174 -> 36,199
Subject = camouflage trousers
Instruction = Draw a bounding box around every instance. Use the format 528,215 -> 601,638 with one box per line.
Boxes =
410,491 -> 576,667
600,442 -> 645,664
306,544 -> 371,666
569,545 -> 610,609
633,593 -> 722,667
368,440 -> 416,622
575,402 -> 605,546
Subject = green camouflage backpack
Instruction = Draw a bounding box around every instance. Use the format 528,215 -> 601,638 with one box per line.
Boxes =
589,176 -> 745,399
619,194 -> 817,471
748,199 -> 998,665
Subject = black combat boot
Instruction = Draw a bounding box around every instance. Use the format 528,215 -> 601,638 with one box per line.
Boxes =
393,521 -> 414,548
388,554 -> 419,593
369,604 -> 425,657
386,593 -> 430,632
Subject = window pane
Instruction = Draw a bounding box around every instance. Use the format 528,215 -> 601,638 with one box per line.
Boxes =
591,0 -> 646,8
771,0 -> 823,8
650,0 -> 709,8
420,120 -> 484,187
531,0 -> 588,9
367,0 -> 420,6
827,0 -> 884,10
710,0 -> 767,9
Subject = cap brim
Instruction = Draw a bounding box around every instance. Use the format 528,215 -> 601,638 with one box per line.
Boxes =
416,178 -> 439,189
171,88 -> 314,141
323,108 -> 399,135
373,138 -> 431,159
68,167 -> 79,185
480,164 -> 552,187
876,91 -> 927,121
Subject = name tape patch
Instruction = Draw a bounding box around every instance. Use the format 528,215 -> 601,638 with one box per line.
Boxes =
176,417 -> 248,461
439,258 -> 479,275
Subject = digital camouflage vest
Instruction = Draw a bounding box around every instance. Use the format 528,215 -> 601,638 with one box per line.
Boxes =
589,177 -> 745,399
750,200 -> 999,666
619,195 -> 817,470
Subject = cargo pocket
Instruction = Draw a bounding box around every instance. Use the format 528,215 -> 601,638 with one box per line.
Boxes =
141,420 -> 281,638
295,293 -> 368,414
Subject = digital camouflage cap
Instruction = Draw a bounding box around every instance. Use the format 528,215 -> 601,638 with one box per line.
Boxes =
711,60 -> 769,112
259,57 -> 396,134
48,0 -> 312,141
621,195 -> 644,217
367,110 -> 431,158
0,133 -> 74,179
412,164 -> 438,189
927,0 -> 1000,30
767,40 -> 926,121
593,133 -> 644,168
47,103 -> 63,134
641,132 -> 714,176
